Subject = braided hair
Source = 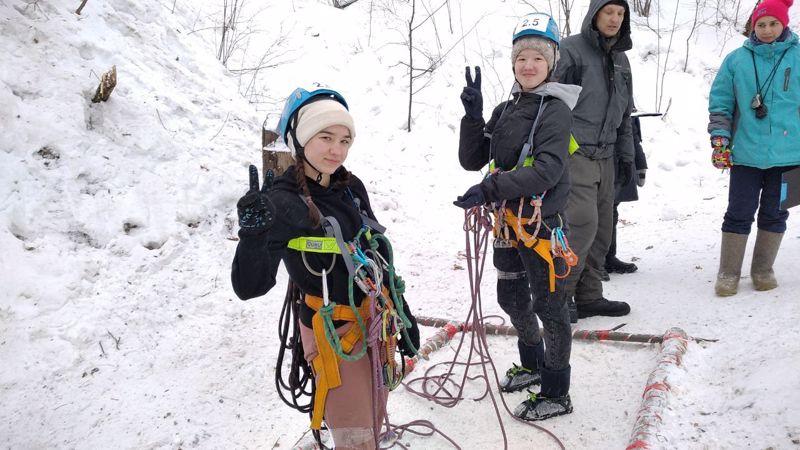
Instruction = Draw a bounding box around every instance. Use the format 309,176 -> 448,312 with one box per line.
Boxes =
293,157 -> 354,229
294,158 -> 324,229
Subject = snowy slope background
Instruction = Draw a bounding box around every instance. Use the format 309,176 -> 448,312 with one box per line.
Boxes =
1,0 -> 799,448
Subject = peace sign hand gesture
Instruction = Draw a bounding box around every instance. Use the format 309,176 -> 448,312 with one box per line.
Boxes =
236,165 -> 276,236
460,66 -> 483,121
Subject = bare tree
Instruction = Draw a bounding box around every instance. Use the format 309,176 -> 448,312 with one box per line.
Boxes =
559,0 -> 574,36
632,0 -> 652,17
230,29 -> 292,106
401,0 -> 454,131
657,0 -> 679,111
406,0 -> 418,132
76,0 -> 89,15
683,0 -> 702,72
217,0 -> 246,66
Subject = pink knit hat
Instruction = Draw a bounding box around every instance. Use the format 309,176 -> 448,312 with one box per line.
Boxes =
752,0 -> 793,28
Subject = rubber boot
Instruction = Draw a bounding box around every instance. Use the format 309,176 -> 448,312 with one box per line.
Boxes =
715,232 -> 748,297
751,229 -> 783,291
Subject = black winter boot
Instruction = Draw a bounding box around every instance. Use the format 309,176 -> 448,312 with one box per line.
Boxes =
577,298 -> 630,318
605,255 -> 638,274
513,366 -> 573,421
500,341 -> 543,392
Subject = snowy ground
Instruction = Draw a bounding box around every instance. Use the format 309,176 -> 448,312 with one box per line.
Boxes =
1,0 -> 799,449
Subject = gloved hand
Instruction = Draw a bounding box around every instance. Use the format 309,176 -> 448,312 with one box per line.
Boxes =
237,165 -> 276,236
637,169 -> 646,187
617,160 -> 634,186
453,183 -> 486,209
398,299 -> 420,358
711,136 -> 732,169
460,66 -> 483,121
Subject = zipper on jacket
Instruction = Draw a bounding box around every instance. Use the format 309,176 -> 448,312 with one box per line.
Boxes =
595,52 -> 615,146
785,67 -> 791,91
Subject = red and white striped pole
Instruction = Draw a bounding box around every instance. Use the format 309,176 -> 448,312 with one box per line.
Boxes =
626,327 -> 689,450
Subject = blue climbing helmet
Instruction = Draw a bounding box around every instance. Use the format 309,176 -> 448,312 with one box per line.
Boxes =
277,87 -> 349,147
512,12 -> 560,46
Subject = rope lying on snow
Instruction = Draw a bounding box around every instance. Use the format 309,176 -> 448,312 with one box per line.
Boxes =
400,207 -> 566,450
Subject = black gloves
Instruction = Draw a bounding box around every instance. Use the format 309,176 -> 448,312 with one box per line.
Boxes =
460,66 -> 483,121
237,165 -> 276,236
453,183 -> 486,209
617,160 -> 634,187
637,169 -> 646,187
398,298 -> 420,358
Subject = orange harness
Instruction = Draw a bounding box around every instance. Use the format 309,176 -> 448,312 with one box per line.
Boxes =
304,288 -> 399,430
304,293 -> 372,429
494,208 -> 578,292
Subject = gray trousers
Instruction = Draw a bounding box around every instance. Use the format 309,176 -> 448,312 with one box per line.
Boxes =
494,243 -> 572,370
564,154 -> 615,303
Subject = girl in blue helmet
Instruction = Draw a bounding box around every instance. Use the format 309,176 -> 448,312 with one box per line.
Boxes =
454,12 -> 582,421
231,88 -> 420,449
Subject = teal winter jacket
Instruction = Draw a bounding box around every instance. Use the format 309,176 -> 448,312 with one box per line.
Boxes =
708,31 -> 800,169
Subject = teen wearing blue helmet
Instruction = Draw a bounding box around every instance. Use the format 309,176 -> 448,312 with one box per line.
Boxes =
455,12 -> 581,421
277,88 -> 348,149
232,87 -> 420,448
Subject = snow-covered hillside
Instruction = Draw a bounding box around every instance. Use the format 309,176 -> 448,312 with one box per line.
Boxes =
1,0 -> 799,449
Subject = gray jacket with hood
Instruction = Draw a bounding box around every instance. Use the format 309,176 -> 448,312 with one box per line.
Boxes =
553,0 -> 635,163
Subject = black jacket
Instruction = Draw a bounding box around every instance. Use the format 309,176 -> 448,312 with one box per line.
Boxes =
231,166 -> 386,326
615,114 -> 648,203
554,0 -> 635,163
459,90 -> 573,237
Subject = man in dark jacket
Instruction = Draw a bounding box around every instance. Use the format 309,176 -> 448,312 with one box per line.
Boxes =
602,112 -> 648,280
553,0 -> 635,320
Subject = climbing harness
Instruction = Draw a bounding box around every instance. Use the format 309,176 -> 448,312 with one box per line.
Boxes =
275,86 -> 420,446
483,98 -> 579,290
275,281 -> 332,448
497,209 -> 577,292
282,189 -> 419,433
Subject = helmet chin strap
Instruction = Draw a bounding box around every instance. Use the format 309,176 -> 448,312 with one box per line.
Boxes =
304,158 -> 324,184
289,116 -> 324,184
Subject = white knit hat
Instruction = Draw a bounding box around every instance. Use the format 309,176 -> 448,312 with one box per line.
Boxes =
288,99 -> 356,158
511,35 -> 559,72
